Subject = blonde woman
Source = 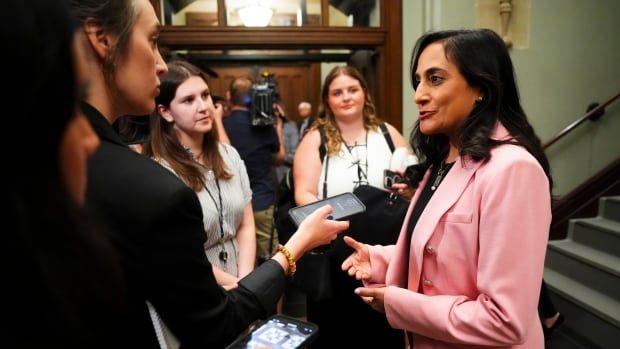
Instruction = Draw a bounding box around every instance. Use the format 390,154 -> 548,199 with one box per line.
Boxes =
293,65 -> 409,348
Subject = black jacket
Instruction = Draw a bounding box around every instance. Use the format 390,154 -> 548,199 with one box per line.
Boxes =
83,103 -> 286,349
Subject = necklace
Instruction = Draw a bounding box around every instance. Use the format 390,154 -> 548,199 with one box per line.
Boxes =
431,161 -> 452,191
344,131 -> 369,187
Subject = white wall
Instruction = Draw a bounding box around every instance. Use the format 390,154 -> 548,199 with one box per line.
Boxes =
402,0 -> 620,195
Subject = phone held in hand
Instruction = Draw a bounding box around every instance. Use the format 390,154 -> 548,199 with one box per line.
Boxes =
383,169 -> 406,189
288,192 -> 366,227
225,314 -> 319,349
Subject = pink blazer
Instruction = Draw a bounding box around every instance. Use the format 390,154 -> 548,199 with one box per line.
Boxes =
366,124 -> 550,348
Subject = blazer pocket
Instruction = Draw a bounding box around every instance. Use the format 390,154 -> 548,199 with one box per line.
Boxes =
440,212 -> 473,224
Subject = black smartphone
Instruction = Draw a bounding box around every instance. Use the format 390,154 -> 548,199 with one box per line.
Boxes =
225,314 -> 319,349
288,192 -> 366,227
383,169 -> 406,189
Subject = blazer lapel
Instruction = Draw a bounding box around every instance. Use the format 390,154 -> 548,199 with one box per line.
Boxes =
407,157 -> 483,291
393,124 -> 511,290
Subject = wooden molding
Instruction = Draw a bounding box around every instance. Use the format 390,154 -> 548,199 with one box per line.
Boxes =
380,0 -> 403,131
159,27 -> 386,50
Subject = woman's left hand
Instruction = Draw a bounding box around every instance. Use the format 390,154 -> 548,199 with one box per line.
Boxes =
355,286 -> 386,313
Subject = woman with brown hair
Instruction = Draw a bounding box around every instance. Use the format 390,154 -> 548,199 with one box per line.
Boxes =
143,60 -> 255,288
69,0 -> 348,347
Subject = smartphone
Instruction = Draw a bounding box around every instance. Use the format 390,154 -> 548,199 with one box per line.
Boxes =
225,314 -> 319,349
383,169 -> 406,189
288,192 -> 366,227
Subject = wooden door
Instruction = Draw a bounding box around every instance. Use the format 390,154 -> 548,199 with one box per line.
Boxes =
206,64 -> 320,122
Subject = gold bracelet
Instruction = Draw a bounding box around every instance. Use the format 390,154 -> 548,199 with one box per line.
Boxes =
277,244 -> 296,277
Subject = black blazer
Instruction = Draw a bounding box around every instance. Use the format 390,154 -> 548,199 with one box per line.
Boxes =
83,103 -> 286,349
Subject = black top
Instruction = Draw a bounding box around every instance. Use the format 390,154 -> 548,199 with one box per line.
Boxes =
407,161 -> 455,242
83,103 -> 286,349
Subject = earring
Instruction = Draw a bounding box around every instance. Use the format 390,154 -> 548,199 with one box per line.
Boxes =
476,96 -> 483,102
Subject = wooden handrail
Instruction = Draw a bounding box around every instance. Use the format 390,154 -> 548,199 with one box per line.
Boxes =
543,91 -> 620,149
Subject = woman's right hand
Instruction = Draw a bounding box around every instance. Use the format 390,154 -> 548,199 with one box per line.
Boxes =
341,236 -> 372,281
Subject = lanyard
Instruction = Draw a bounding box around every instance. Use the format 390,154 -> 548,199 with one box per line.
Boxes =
199,174 -> 228,262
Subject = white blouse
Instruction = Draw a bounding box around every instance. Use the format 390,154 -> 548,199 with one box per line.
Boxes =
318,127 -> 393,199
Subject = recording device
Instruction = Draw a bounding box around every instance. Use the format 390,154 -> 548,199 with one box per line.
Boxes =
225,314 -> 318,349
288,192 -> 366,227
383,169 -> 406,188
384,147 -> 419,188
250,71 -> 278,126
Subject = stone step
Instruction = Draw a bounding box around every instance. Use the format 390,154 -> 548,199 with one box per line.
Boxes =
568,217 -> 620,257
546,239 -> 620,301
544,268 -> 620,349
600,196 -> 620,222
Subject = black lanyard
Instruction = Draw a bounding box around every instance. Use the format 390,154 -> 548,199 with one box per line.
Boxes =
199,174 -> 228,262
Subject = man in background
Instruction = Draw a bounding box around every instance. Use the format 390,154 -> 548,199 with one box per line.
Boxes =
297,101 -> 313,137
224,77 -> 284,263
276,101 -> 313,182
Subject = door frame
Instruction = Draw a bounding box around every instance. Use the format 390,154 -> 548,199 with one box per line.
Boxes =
152,0 -> 403,131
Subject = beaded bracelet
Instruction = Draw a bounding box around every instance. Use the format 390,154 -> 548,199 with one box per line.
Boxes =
277,244 -> 296,277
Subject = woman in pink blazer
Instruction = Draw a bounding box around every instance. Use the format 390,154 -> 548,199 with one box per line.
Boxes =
342,29 -> 552,348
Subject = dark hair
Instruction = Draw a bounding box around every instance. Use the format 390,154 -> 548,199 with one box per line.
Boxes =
68,0 -> 137,84
408,29 -> 552,190
6,0 -> 77,230
5,0 -> 127,347
143,60 -> 232,191
314,65 -> 383,155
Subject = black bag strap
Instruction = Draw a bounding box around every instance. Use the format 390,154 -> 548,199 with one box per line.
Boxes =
318,126 -> 328,198
378,123 -> 395,153
318,126 -> 327,163
378,123 -> 402,203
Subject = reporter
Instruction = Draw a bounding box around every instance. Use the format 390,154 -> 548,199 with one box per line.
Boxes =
69,0 -> 348,348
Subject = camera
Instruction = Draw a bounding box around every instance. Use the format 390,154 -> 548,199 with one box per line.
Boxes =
250,72 -> 278,126
383,169 -> 406,189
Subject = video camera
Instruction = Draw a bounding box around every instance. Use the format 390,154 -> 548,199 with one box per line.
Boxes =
250,71 -> 278,126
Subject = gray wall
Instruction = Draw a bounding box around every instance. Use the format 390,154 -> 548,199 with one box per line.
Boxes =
402,0 -> 620,196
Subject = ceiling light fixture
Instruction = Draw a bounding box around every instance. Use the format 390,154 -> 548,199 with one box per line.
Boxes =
238,3 -> 274,27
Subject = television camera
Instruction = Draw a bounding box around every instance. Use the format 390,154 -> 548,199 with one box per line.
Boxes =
250,71 -> 279,126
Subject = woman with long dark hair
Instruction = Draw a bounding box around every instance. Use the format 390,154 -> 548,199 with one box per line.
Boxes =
5,0 -> 128,347
343,29 -> 552,348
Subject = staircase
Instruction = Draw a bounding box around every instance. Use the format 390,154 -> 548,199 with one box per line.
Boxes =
544,196 -> 620,349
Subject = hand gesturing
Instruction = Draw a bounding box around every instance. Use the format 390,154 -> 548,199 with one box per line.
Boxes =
341,236 -> 372,281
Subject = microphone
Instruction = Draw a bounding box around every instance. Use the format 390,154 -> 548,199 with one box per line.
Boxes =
389,147 -> 418,172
